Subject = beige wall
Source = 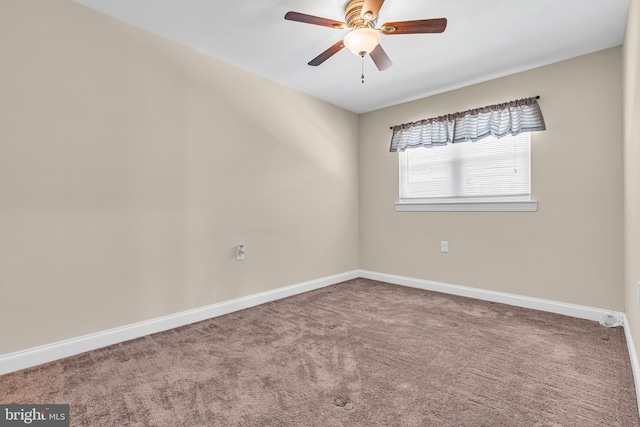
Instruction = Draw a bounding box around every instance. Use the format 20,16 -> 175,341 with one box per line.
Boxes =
624,0 -> 640,359
360,48 -> 624,310
0,1 -> 359,354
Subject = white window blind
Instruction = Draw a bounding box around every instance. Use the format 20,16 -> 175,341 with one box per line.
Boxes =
399,133 -> 530,202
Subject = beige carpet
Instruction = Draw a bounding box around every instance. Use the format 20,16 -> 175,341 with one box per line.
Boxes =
1,278 -> 638,426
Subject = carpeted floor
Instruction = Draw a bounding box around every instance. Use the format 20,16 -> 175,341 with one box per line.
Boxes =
1,278 -> 638,426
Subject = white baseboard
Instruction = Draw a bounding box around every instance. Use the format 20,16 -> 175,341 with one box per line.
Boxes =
0,270 -> 360,375
622,314 -> 640,416
358,270 -> 623,322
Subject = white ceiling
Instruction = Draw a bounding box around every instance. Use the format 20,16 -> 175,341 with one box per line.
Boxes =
73,0 -> 629,114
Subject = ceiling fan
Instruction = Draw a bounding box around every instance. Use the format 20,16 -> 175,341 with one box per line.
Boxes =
285,0 -> 447,73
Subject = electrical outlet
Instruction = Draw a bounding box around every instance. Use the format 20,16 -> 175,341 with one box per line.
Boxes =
441,241 -> 449,253
236,245 -> 245,261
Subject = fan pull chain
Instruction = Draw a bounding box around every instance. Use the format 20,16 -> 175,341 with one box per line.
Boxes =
361,54 -> 365,84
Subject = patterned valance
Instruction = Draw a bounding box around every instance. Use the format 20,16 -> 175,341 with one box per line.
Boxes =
389,97 -> 546,152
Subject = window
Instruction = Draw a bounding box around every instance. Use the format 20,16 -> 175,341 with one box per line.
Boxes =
390,96 -> 544,211
397,133 -> 537,211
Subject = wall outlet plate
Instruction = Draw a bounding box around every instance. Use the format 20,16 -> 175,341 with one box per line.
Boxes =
236,245 -> 245,261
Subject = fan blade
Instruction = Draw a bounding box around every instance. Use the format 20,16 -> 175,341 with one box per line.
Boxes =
285,11 -> 346,29
361,0 -> 385,21
370,44 -> 393,71
381,18 -> 447,35
308,40 -> 345,66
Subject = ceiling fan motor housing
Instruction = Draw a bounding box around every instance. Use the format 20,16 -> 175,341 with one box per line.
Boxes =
345,0 -> 374,29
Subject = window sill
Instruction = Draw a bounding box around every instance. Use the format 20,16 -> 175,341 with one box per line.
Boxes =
395,199 -> 538,212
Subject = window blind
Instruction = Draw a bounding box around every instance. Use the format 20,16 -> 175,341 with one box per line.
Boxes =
399,133 -> 530,201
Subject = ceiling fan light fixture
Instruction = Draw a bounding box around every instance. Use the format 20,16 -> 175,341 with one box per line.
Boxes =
343,28 -> 381,56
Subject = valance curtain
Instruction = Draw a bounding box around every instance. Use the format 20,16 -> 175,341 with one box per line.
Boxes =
389,97 -> 546,152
